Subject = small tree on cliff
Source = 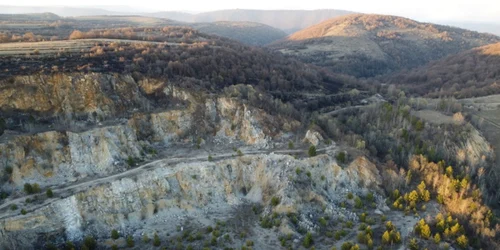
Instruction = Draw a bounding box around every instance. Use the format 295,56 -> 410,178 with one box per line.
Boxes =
111,229 -> 119,240
308,145 -> 317,157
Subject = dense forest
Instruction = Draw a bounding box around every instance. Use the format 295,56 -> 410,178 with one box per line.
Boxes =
385,42 -> 500,98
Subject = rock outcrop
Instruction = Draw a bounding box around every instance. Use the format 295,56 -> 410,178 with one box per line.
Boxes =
0,154 -> 382,249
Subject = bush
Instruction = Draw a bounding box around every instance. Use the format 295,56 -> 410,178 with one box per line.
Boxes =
24,183 -> 33,194
341,242 -> 354,250
65,241 -> 75,250
319,217 -> 327,227
153,233 -> 161,246
208,155 -> 213,161
246,240 -> 254,246
21,209 -> 27,215
288,141 -> 294,149
347,192 -> 354,199
308,145 -> 317,157
143,235 -> 150,243
433,233 -> 441,244
336,152 -> 346,163
111,229 -> 119,240
46,189 -> 53,198
10,204 -> 17,210
5,166 -> 13,175
354,196 -> 363,209
456,235 -> 468,249
83,236 -> 97,250
303,232 -> 313,248
126,236 -> 135,247
127,156 -> 135,166
409,238 -> 419,250
271,196 -> 280,206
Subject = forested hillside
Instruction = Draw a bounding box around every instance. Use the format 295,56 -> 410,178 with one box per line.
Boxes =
386,42 -> 500,98
270,14 -> 500,77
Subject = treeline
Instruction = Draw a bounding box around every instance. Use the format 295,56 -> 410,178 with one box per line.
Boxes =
0,32 -> 54,43
1,27 -> 343,95
68,27 -> 200,43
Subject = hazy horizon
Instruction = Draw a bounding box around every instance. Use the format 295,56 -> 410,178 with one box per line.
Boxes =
2,0 -> 500,23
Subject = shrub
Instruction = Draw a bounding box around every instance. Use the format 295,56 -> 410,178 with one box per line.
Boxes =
46,189 -> 53,198
303,232 -> 313,248
341,242 -> 354,250
433,233 -> 441,244
208,155 -> 213,161
65,241 -> 75,250
246,240 -> 254,246
237,150 -> 243,156
127,156 -> 135,166
153,233 -> 161,246
382,231 -> 390,245
10,204 -> 17,210
457,235 -> 468,249
409,238 -> 419,250
336,152 -> 346,163
21,209 -> 27,215
308,145 -> 317,157
24,183 -> 33,194
111,245 -> 118,250
288,141 -> 294,149
366,192 -> 374,202
126,236 -> 135,247
347,192 -> 354,199
111,229 -> 119,240
83,236 -> 97,250
354,197 -> 363,209
271,196 -> 281,206
319,217 -> 327,227
143,235 -> 150,243
5,166 -> 13,175
296,168 -> 302,175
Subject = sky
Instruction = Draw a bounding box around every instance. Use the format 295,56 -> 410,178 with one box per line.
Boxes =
4,0 -> 500,23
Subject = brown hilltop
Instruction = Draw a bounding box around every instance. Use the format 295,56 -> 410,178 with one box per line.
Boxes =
270,14 -> 500,77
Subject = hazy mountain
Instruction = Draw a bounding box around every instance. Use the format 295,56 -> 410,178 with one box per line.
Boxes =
149,9 -> 355,33
190,21 -> 287,46
0,5 -> 122,16
386,42 -> 500,98
269,14 -> 500,77
439,21 -> 500,36
0,14 -> 286,46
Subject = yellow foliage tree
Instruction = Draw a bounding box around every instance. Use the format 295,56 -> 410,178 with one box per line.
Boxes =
456,235 -> 468,249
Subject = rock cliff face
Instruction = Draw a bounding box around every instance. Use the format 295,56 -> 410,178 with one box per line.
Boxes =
0,153 -> 383,249
0,73 -> 300,190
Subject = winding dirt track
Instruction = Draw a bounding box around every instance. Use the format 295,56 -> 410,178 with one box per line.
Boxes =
0,145 -> 335,219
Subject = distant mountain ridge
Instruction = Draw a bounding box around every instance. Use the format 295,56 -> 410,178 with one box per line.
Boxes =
0,13 -> 286,46
150,9 -> 355,33
270,14 -> 500,77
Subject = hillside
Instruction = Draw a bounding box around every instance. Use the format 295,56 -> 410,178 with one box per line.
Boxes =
190,21 -> 287,46
386,42 -> 500,98
150,9 -> 355,33
270,14 -> 500,77
0,14 -> 286,46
